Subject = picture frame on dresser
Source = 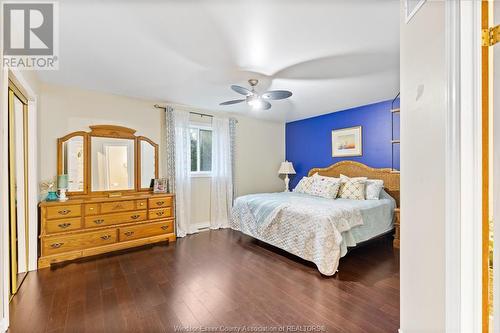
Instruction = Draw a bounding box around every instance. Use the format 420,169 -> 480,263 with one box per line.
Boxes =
153,178 -> 168,193
39,125 -> 174,268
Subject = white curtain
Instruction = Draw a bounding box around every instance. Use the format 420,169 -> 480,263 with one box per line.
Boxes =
174,110 -> 191,237
210,117 -> 233,229
165,106 -> 176,193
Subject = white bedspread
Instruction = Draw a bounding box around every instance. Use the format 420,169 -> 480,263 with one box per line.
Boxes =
230,192 -> 366,276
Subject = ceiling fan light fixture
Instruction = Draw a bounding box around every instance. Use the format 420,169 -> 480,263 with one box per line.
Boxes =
220,79 -> 292,111
246,94 -> 264,109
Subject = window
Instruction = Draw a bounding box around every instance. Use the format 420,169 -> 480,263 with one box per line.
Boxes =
190,125 -> 212,175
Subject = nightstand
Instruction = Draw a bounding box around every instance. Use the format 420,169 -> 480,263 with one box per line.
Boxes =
393,208 -> 400,249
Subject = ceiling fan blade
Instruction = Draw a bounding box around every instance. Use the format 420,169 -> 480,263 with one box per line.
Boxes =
231,85 -> 252,96
219,99 -> 245,105
262,100 -> 272,110
261,90 -> 293,100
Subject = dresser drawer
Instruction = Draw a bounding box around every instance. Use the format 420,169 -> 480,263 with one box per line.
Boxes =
46,205 -> 82,219
85,203 -> 100,215
119,220 -> 174,242
149,196 -> 172,208
100,200 -> 136,214
42,229 -> 117,256
46,217 -> 82,234
149,207 -> 172,220
84,210 -> 147,228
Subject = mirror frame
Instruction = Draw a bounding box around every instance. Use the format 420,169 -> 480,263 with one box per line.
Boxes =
57,125 -> 159,196
137,136 -> 159,191
57,131 -> 89,196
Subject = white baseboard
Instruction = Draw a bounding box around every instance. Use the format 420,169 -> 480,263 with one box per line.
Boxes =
186,222 -> 230,235
192,221 -> 210,233
0,318 -> 8,333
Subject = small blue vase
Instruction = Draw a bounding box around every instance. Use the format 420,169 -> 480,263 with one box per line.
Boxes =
46,191 -> 58,201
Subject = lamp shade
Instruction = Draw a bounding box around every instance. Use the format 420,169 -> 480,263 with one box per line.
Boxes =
58,174 -> 68,189
278,161 -> 296,175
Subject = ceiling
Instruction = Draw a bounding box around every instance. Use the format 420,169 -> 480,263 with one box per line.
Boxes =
38,0 -> 400,122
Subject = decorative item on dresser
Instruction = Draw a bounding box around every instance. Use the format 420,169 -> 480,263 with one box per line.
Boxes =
57,174 -> 69,201
39,125 -> 174,268
393,208 -> 400,249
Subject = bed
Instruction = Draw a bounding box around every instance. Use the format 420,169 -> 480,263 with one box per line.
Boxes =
230,161 -> 400,276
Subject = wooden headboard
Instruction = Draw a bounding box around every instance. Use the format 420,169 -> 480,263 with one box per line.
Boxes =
308,161 -> 400,207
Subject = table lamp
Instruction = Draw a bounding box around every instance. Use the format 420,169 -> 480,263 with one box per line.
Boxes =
278,161 -> 296,192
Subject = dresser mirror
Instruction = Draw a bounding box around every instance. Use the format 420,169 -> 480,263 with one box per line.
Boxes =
58,132 -> 88,194
91,137 -> 135,191
138,137 -> 158,190
57,125 -> 159,196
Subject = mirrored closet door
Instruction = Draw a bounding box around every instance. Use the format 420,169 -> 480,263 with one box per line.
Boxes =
8,81 -> 29,297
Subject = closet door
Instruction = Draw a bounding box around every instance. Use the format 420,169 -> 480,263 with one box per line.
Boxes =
8,82 -> 29,297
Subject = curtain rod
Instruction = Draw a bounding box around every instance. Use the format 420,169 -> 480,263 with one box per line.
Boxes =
154,104 -> 238,122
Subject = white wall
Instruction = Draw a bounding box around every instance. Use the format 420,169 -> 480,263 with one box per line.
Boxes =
233,114 -> 285,196
400,1 -> 446,332
38,83 -> 165,183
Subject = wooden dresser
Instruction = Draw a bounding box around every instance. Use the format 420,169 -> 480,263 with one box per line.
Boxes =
39,193 -> 175,268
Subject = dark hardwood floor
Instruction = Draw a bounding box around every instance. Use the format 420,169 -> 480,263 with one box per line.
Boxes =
8,229 -> 399,333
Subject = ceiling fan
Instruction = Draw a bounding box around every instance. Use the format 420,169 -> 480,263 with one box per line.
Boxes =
219,79 -> 292,110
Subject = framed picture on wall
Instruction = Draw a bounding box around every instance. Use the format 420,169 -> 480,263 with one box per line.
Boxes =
332,126 -> 362,157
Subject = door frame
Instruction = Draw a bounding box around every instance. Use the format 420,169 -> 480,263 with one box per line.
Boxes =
445,0 -> 483,332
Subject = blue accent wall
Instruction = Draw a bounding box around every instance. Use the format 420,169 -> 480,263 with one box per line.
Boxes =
286,99 -> 400,188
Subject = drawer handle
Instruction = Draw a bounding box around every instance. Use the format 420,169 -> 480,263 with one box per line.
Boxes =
161,225 -> 169,230
156,211 -> 165,217
89,207 -> 94,211
130,214 -> 140,220
113,204 -> 124,210
58,223 -> 71,229
58,209 -> 71,215
124,231 -> 134,237
139,202 -> 145,206
94,219 -> 104,225
156,201 -> 165,206
100,235 -> 111,240
50,242 -> 64,249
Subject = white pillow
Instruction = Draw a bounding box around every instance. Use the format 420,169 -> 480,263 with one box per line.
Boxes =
365,179 -> 384,200
312,172 -> 340,182
308,176 -> 341,199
